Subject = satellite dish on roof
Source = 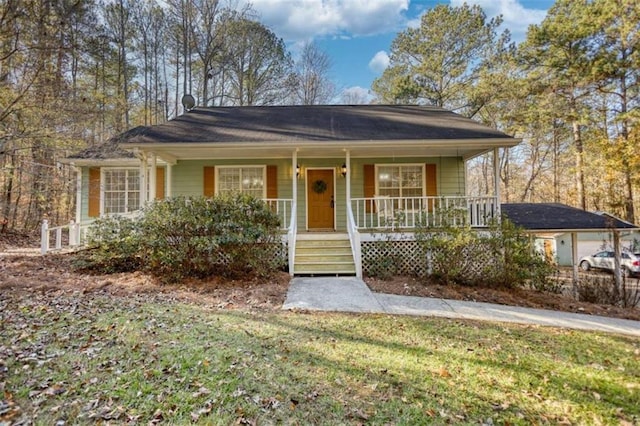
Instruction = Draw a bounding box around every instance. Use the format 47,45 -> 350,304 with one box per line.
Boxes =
181,94 -> 196,111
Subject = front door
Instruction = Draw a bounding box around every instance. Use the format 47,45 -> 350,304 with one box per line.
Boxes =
307,169 -> 335,230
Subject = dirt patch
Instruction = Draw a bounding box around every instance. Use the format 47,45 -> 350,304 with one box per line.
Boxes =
2,231 -> 639,321
0,252 -> 290,311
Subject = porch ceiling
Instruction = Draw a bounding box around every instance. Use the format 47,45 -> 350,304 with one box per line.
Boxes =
128,139 -> 515,162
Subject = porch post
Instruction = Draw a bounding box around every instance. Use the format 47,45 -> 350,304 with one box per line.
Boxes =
149,153 -> 157,202
166,163 -> 173,197
292,150 -> 298,201
139,152 -> 148,205
345,150 -> 351,202
73,165 -> 82,224
493,147 -> 501,217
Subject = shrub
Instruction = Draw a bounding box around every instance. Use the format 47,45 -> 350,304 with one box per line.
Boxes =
140,194 -> 283,283
576,275 -> 640,308
481,219 -> 557,290
74,194 -> 285,283
75,215 -> 143,273
414,210 -> 555,289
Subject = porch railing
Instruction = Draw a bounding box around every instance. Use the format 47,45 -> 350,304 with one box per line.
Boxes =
346,202 -> 362,278
287,201 -> 297,276
265,198 -> 293,230
41,198 -> 294,255
350,196 -> 499,230
40,219 -> 94,255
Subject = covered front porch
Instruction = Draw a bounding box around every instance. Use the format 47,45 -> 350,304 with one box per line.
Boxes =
48,147 -> 503,280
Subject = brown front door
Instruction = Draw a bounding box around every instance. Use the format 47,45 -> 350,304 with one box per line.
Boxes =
307,169 -> 334,230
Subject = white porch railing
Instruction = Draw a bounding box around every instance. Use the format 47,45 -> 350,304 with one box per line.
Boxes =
350,196 -> 499,230
41,199 -> 294,255
287,201 -> 297,276
40,219 -> 95,255
346,202 -> 363,278
265,198 -> 293,230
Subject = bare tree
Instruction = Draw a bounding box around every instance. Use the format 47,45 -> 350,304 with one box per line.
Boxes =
289,41 -> 335,105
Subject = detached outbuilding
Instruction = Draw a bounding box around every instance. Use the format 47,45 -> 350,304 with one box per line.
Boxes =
502,203 -> 640,289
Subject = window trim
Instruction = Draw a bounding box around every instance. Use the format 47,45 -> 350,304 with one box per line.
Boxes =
374,163 -> 426,198
214,165 -> 267,198
100,167 -> 141,215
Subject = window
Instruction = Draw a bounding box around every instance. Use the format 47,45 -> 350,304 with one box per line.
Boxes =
376,164 -> 424,198
102,169 -> 140,214
217,166 -> 265,198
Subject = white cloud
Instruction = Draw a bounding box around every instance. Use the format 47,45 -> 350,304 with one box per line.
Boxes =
340,86 -> 372,104
449,0 -> 547,40
247,0 -> 410,41
368,51 -> 390,74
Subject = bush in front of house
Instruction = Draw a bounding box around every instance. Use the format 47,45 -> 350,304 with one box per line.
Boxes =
78,215 -> 143,273
76,194 -> 284,283
414,212 -> 555,290
140,194 -> 283,282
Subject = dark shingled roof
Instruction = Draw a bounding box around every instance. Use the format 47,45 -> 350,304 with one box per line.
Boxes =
123,105 -> 513,144
501,203 -> 638,231
69,105 -> 516,159
68,126 -> 146,159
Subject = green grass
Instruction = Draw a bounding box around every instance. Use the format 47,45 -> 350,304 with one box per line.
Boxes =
1,293 -> 639,425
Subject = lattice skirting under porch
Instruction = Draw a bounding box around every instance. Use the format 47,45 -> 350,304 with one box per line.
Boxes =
361,239 -> 497,279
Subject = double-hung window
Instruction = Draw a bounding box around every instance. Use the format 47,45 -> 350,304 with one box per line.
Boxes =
102,168 -> 140,214
217,166 -> 265,198
376,164 -> 425,199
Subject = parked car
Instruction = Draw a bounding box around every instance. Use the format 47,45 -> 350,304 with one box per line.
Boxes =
579,251 -> 640,277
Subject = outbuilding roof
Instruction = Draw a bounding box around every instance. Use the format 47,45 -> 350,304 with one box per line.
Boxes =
501,203 -> 638,232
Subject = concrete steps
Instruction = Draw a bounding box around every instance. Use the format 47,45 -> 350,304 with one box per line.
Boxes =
293,233 -> 356,275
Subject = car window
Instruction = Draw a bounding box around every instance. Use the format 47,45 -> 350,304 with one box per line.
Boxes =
594,252 -> 611,258
622,253 -> 630,259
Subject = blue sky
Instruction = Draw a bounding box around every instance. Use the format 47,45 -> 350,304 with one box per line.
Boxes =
247,0 -> 555,100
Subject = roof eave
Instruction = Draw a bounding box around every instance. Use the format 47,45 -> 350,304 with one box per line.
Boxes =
120,137 -> 520,151
62,158 -> 142,167
519,228 -> 640,234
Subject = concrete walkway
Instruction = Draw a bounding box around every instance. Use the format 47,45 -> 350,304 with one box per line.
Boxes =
282,277 -> 640,337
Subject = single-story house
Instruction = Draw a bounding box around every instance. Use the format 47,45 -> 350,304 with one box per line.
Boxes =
47,105 -> 521,277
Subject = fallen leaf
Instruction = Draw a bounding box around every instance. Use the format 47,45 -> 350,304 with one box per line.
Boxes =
438,367 -> 451,378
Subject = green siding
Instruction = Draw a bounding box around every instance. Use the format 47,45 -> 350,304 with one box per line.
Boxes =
349,157 -> 465,198
171,158 -> 293,198
78,156 -> 465,232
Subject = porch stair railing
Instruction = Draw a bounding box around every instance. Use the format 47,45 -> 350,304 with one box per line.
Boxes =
287,201 -> 297,275
350,196 -> 498,230
346,203 -> 363,278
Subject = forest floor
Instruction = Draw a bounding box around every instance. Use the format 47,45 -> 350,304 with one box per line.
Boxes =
1,231 -> 639,321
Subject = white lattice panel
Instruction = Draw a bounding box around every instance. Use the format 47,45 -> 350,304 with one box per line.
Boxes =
362,240 -> 496,280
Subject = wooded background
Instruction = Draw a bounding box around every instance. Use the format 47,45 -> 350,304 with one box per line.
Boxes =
0,0 -> 638,232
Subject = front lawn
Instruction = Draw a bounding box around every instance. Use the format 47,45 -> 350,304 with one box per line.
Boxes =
1,290 -> 638,425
